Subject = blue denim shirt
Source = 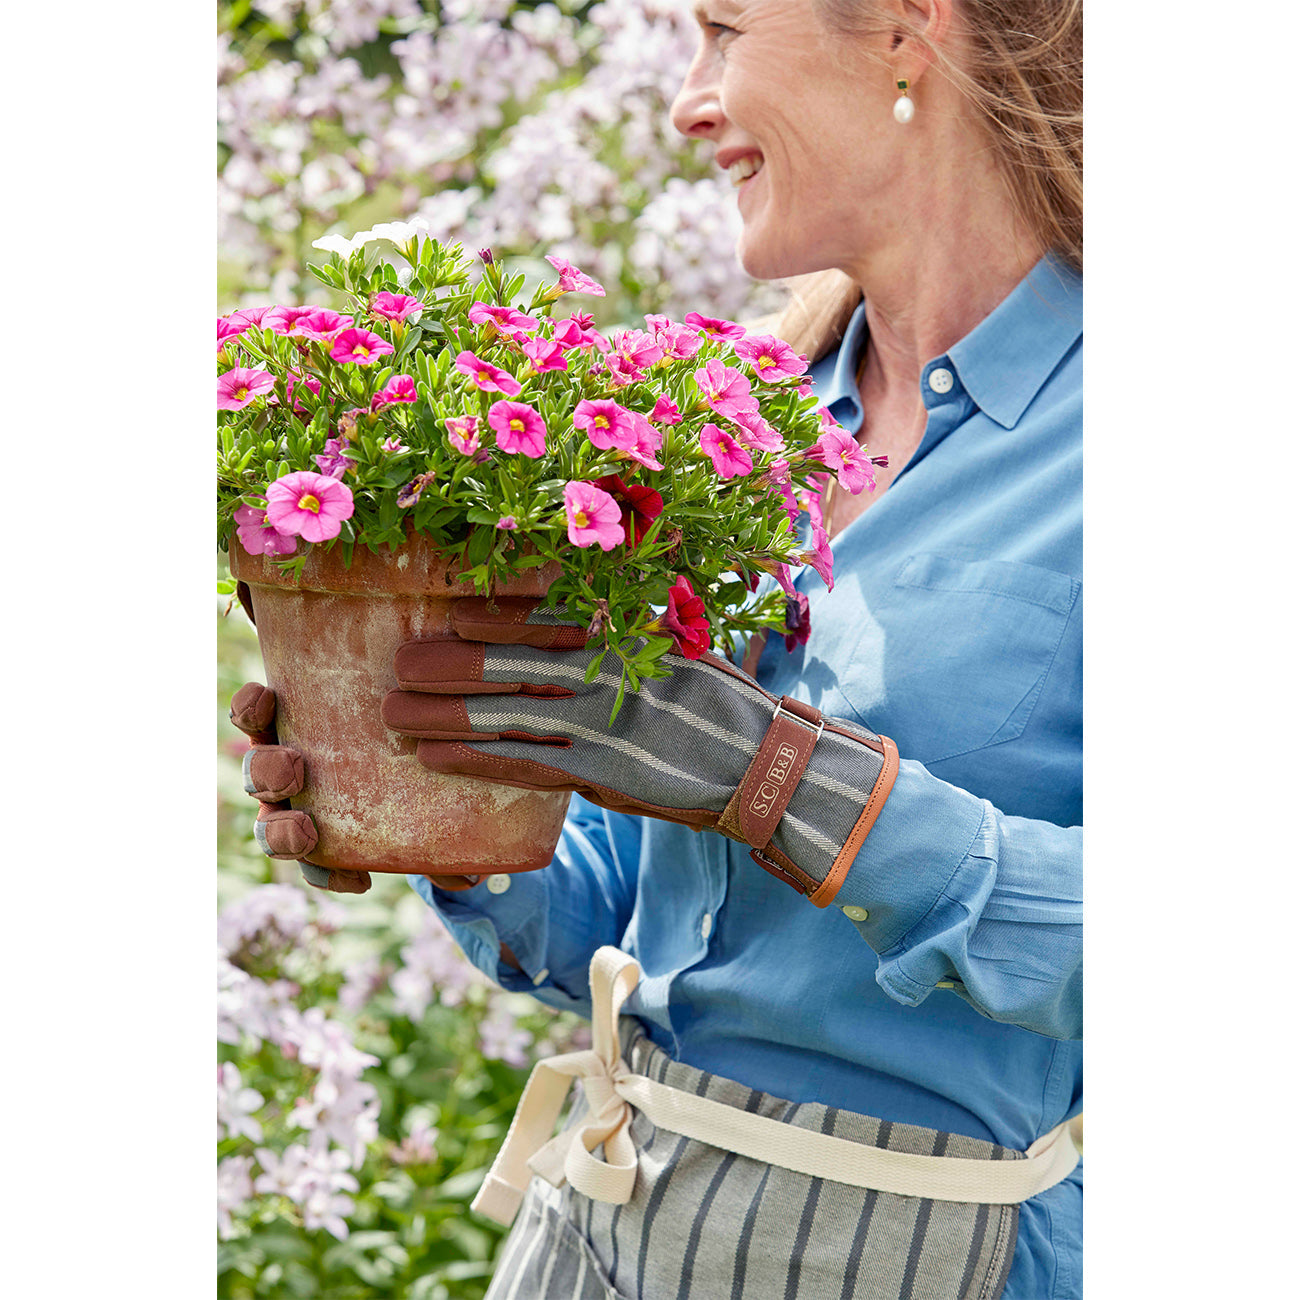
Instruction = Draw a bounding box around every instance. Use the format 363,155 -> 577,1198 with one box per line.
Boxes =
412,256 -> 1084,1299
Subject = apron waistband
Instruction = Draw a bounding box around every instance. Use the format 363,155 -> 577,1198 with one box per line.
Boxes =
471,947 -> 1080,1227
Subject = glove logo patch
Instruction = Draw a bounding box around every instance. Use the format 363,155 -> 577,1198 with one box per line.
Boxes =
749,742 -> 799,818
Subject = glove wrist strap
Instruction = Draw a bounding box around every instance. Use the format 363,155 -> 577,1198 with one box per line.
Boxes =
718,696 -> 824,889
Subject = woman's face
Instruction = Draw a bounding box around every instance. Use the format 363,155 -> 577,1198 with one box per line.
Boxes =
671,0 -> 899,282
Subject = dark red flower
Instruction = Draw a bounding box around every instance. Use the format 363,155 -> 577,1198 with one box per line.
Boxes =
656,575 -> 711,659
783,590 -> 812,652
593,474 -> 664,546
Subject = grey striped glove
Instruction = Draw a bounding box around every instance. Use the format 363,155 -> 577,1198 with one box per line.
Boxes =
380,599 -> 899,906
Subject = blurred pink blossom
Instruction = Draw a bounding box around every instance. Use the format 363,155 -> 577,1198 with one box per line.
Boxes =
564,481 -> 624,551
685,311 -> 746,341
699,422 -> 753,479
234,503 -> 298,557
522,335 -> 569,372
546,254 -> 606,296
370,291 -> 423,321
444,414 -> 481,456
469,301 -> 539,334
371,374 -> 418,410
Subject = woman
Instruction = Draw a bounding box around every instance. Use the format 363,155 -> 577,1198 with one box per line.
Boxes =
236,0 -> 1083,1294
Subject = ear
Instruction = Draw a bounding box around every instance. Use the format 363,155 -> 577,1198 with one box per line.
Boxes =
881,0 -> 956,87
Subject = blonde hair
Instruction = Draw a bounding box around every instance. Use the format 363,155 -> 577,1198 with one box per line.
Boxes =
773,0 -> 1082,363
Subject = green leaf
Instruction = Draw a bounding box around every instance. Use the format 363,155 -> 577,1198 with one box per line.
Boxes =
436,1167 -> 488,1200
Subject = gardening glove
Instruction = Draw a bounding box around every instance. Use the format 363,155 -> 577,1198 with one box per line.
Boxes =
380,599 -> 900,907
229,682 -> 372,894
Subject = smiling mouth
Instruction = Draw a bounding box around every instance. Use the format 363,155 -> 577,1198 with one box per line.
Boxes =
728,156 -> 763,187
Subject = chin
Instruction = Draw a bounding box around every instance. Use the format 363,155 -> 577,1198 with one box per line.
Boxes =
737,230 -> 833,285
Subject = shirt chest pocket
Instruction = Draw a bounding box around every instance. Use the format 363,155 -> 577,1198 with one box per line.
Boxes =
837,553 -> 1080,766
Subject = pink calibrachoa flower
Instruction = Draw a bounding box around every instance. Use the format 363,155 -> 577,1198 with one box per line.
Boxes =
573,398 -> 637,451
488,400 -> 547,458
285,369 -> 321,414
233,504 -> 297,557
653,576 -> 711,659
228,306 -> 271,330
733,333 -> 809,381
218,367 -> 275,410
730,407 -> 785,453
444,414 -> 481,456
496,515 -> 518,530
694,358 -> 760,420
370,374 -> 417,410
813,426 -> 882,496
546,255 -> 606,297
314,437 -> 354,478
381,436 -> 410,453
563,481 -> 624,551
684,311 -> 747,342
521,336 -> 569,373
296,308 -> 354,341
646,315 -> 704,360
699,422 -> 754,479
454,350 -> 522,396
265,470 -> 355,544
218,317 -> 247,351
553,313 -> 602,351
623,412 -> 665,471
469,301 -> 540,334
370,291 -> 423,321
784,589 -> 812,651
649,393 -> 682,425
330,328 -> 394,366
802,523 -> 835,590
264,305 -> 318,335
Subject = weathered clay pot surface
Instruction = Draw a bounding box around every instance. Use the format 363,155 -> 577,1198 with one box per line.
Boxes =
230,535 -> 571,876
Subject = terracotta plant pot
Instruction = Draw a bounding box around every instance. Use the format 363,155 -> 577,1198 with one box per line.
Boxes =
229,534 -> 571,877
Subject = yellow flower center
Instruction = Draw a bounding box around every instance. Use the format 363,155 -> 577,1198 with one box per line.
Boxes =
235,386 -> 249,400
594,415 -> 610,429
510,418 -> 525,432
355,344 -> 370,358
758,355 -> 774,368
573,509 -> 590,528
297,493 -> 322,514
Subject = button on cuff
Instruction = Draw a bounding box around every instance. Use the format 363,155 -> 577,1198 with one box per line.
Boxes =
486,873 -> 512,894
841,904 -> 869,922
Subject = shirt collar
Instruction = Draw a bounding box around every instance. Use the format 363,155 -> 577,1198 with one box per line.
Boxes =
806,254 -> 1082,433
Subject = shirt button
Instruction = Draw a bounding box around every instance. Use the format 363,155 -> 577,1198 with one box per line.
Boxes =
841,905 -> 869,922
701,914 -> 713,940
927,367 -> 954,394
486,874 -> 512,894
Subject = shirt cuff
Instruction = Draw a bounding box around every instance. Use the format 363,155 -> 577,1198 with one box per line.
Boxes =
833,758 -> 987,956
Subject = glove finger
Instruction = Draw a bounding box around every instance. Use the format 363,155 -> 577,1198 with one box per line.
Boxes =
450,597 -> 590,649
422,873 -> 482,892
230,682 -> 278,744
383,690 -> 570,745
392,639 -> 576,697
254,805 -> 320,860
414,739 -> 577,791
241,744 -> 306,802
299,862 -> 372,894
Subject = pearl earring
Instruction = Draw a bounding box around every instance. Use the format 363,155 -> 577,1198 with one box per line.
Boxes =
893,79 -> 915,125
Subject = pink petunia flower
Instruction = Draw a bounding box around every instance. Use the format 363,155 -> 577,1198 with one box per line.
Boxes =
684,311 -> 747,342
573,398 -> 637,451
496,515 -> 518,530
694,358 -> 760,420
228,306 -> 272,329
444,415 -> 481,456
732,334 -> 809,381
646,316 -> 704,361
381,436 -> 410,453
218,317 -> 247,350
330,328 -> 394,366
814,426 -> 879,496
218,368 -> 275,410
653,576 -> 711,659
370,374 -> 418,411
233,504 -> 298,557
265,471 -> 355,544
699,422 -> 754,479
370,291 -> 423,321
563,481 -> 624,551
285,369 -> 321,414
546,255 -> 606,297
783,589 -> 812,651
454,350 -> 522,396
487,401 -> 547,458
521,336 -> 569,373
649,394 -> 682,425
469,301 -> 540,334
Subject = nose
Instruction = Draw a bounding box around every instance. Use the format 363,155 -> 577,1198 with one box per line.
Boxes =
670,45 -> 724,140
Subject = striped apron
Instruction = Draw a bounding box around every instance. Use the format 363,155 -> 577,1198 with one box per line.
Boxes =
476,949 -> 1078,1300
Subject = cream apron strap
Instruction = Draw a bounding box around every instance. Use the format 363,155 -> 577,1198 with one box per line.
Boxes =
472,947 -> 1080,1227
